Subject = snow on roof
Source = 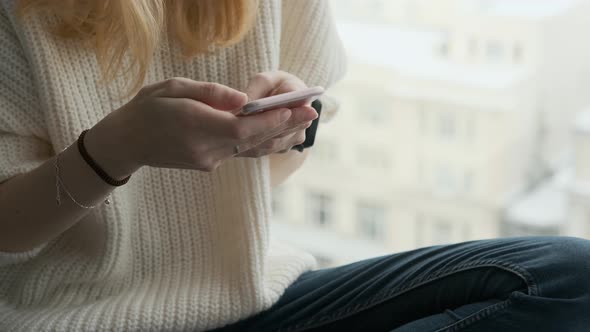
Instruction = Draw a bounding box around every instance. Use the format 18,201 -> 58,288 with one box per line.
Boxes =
337,22 -> 529,90
506,172 -> 568,227
270,222 -> 390,265
574,111 -> 590,134
462,0 -> 581,20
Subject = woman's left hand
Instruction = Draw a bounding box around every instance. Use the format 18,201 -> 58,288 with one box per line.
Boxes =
235,71 -> 318,157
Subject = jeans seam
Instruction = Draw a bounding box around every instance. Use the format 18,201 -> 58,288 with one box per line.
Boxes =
433,297 -> 512,332
277,259 -> 538,332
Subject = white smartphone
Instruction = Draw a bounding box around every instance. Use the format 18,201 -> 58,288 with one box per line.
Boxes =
240,86 -> 324,115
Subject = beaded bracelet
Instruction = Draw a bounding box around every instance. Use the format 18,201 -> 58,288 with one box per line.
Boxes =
77,129 -> 131,187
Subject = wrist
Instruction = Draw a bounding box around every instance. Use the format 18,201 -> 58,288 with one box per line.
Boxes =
84,117 -> 141,181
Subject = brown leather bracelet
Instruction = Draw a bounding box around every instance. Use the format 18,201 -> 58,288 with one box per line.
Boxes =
77,129 -> 131,187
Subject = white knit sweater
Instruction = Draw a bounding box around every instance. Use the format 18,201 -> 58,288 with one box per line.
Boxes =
0,0 -> 346,331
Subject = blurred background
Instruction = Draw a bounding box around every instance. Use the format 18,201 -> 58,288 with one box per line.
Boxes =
271,0 -> 590,268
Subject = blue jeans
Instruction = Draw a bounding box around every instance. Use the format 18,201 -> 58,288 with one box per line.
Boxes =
211,236 -> 590,331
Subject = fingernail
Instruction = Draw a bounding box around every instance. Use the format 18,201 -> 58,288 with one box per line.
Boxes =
279,109 -> 292,122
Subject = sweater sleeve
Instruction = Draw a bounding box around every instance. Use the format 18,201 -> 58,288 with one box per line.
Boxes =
279,0 -> 347,121
0,7 -> 53,265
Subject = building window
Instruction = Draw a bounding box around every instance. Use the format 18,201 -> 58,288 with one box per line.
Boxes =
437,112 -> 456,140
464,170 -> 475,194
357,146 -> 392,170
438,41 -> 450,57
513,43 -> 524,64
433,220 -> 453,245
468,37 -> 478,58
466,115 -> 477,141
437,33 -> 451,58
433,164 -> 458,195
307,192 -> 332,227
486,40 -> 504,63
312,139 -> 338,162
418,104 -> 428,135
360,97 -> 391,124
357,202 -> 387,241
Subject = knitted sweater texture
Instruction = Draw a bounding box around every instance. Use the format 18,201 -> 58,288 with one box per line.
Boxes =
0,0 -> 346,331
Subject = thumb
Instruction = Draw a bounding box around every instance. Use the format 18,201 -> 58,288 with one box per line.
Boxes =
234,108 -> 293,140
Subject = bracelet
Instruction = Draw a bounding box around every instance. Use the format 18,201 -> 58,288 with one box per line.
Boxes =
77,129 -> 131,187
54,150 -> 110,209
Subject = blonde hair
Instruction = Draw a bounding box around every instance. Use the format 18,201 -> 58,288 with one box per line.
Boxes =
17,0 -> 258,94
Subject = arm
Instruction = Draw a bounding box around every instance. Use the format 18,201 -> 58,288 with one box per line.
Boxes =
0,126 -> 137,253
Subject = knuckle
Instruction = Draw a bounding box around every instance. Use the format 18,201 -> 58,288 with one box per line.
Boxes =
200,82 -> 219,97
269,138 -> 283,150
253,72 -> 273,86
199,157 -> 218,172
295,133 -> 306,145
229,122 -> 249,140
177,98 -> 196,111
164,77 -> 183,92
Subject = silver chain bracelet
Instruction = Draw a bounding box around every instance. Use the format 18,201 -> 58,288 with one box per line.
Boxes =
54,149 -> 110,209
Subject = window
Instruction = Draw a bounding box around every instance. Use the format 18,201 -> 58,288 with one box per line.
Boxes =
312,139 -> 338,162
513,43 -> 524,64
437,112 -> 456,139
357,202 -> 387,241
486,40 -> 504,63
433,220 -> 453,245
465,115 -> 477,141
357,146 -> 392,170
433,164 -> 458,195
307,192 -> 333,227
437,33 -> 451,58
464,170 -> 475,194
360,97 -> 391,124
468,38 -> 478,58
418,104 -> 428,135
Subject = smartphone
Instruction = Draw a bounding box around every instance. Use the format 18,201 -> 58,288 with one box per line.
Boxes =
240,86 -> 324,115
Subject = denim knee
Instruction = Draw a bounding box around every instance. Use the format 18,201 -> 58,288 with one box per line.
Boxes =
530,237 -> 590,299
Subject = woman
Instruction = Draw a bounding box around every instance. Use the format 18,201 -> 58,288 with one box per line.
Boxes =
0,0 -> 589,331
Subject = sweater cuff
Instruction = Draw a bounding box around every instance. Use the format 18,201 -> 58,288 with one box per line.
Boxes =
0,245 -> 45,266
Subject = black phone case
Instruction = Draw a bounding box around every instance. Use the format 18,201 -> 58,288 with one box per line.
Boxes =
292,99 -> 322,152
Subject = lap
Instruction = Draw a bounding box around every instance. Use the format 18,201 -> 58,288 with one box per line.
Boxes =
210,236 -> 590,332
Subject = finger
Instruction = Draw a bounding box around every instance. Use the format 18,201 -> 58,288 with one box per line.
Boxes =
236,133 -> 296,158
229,108 -> 292,141
272,122 -> 311,139
285,106 -> 318,125
245,71 -> 306,101
242,106 -> 315,146
155,77 -> 248,111
270,79 -> 308,103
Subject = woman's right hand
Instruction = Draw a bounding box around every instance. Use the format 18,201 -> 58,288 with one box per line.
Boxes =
84,77 -> 295,178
